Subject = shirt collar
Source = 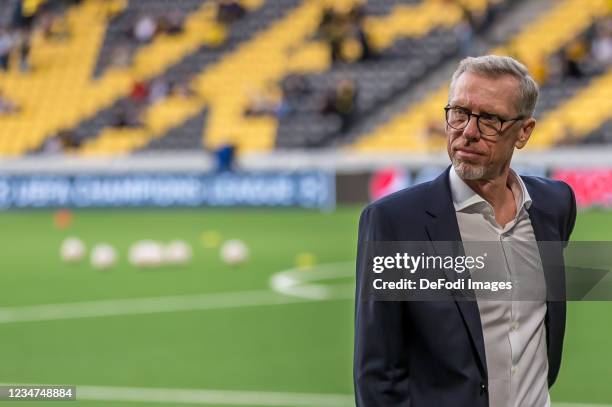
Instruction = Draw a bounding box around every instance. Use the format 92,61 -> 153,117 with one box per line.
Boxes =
449,165 -> 532,212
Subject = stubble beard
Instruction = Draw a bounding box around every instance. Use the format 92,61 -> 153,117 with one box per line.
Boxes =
452,157 -> 487,180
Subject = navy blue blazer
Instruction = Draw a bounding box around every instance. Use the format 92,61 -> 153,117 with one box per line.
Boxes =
354,167 -> 576,407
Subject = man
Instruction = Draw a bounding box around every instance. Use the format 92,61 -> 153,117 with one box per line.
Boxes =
354,55 -> 576,407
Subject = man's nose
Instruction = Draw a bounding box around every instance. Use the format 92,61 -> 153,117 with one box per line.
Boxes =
462,115 -> 481,141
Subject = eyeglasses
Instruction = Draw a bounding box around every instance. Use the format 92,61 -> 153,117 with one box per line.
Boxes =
444,105 -> 524,137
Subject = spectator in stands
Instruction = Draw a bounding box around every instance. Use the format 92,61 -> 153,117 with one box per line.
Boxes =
318,3 -> 374,64
38,10 -> 54,37
3,0 -> 77,73
591,16 -> 612,68
244,90 -> 275,116
318,7 -> 349,63
13,0 -> 41,30
321,77 -> 358,132
39,7 -> 70,41
343,16 -> 374,61
43,125 -> 82,153
0,29 -> 13,71
455,12 -> 474,57
130,80 -> 149,105
113,108 -> 142,128
9,0 -> 22,28
561,38 -> 589,78
348,2 -> 374,62
0,91 -> 20,115
158,10 -> 184,36
14,27 -> 31,72
170,76 -> 197,99
354,24 -> 374,62
133,14 -> 157,43
110,44 -> 130,68
41,135 -> 63,154
216,0 -> 246,25
244,85 -> 291,118
113,100 -> 142,128
317,7 -> 342,62
56,128 -> 80,150
456,4 -> 485,56
538,52 -> 564,85
148,78 -> 169,104
280,73 -> 311,110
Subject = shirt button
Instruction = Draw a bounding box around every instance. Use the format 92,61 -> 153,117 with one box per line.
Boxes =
511,321 -> 519,331
480,382 -> 487,395
511,366 -> 518,375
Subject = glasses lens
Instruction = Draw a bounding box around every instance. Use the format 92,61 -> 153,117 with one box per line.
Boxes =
446,107 -> 503,136
447,108 -> 469,129
478,117 -> 502,136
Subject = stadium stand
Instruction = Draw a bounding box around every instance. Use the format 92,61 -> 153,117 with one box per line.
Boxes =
41,0 -> 292,155
275,0 -> 513,148
365,0 -> 501,49
0,0 -> 610,156
0,0 -> 273,155
173,0 -> 317,153
351,0 -> 611,152
92,0 -> 207,78
585,119 -> 612,144
76,0 -> 301,155
363,0 -> 421,16
138,108 -> 208,151
0,0 -> 20,28
0,0 -> 113,155
274,32 -> 453,148
531,67 -> 612,148
58,0 -> 512,154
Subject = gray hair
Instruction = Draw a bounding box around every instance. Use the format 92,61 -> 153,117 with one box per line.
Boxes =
449,55 -> 539,117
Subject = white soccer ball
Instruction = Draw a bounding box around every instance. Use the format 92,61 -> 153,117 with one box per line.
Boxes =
128,240 -> 164,268
60,237 -> 86,263
90,243 -> 117,270
163,240 -> 192,265
220,239 -> 249,265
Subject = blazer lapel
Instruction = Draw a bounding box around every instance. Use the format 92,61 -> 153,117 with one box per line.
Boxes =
524,179 -> 568,377
424,167 -> 488,377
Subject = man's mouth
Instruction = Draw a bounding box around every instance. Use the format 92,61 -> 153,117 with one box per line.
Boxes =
454,148 -> 483,159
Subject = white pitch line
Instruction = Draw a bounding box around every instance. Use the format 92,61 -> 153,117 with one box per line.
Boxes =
73,389 -> 612,407
269,261 -> 355,300
0,384 -> 355,407
0,290 -> 322,324
0,262 -> 356,324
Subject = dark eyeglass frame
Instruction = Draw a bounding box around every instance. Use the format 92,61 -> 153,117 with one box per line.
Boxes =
444,105 -> 525,137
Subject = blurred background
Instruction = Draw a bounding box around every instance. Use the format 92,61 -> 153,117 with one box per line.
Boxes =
0,0 -> 611,405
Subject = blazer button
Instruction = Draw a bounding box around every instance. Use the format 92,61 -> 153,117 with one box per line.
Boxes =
480,383 -> 487,395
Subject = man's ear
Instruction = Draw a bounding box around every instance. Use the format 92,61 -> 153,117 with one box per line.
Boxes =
515,117 -> 536,149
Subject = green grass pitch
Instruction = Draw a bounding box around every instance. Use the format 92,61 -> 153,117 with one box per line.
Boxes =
0,207 -> 610,406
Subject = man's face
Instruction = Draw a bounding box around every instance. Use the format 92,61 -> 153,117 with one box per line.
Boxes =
446,71 -> 536,181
